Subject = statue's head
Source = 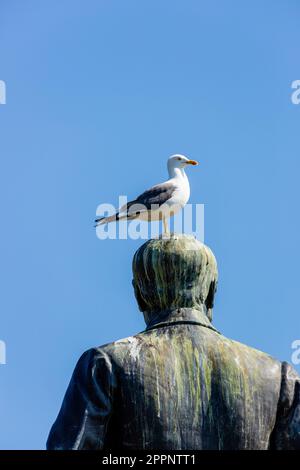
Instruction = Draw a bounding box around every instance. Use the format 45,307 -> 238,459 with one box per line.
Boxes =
132,234 -> 218,324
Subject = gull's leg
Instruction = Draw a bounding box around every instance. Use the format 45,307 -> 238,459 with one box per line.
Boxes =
163,217 -> 169,236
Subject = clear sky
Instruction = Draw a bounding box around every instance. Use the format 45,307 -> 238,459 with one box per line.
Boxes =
0,0 -> 299,449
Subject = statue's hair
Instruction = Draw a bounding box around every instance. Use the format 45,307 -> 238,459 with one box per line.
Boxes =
132,235 -> 218,321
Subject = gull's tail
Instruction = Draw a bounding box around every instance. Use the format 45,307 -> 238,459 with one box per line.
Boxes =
95,200 -> 143,227
94,213 -> 119,227
94,209 -> 140,227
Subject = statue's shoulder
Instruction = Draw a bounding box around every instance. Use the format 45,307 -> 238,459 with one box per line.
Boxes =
87,329 -> 283,379
216,332 -> 282,373
92,331 -> 149,364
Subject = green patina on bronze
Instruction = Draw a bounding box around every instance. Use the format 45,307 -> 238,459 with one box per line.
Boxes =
132,234 -> 218,321
47,235 -> 300,450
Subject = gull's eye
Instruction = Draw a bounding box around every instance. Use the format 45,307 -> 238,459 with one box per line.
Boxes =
176,157 -> 181,161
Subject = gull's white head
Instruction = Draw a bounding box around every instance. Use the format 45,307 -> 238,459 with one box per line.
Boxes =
167,154 -> 199,173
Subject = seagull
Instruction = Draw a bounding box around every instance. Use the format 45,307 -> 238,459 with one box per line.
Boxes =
95,154 -> 199,235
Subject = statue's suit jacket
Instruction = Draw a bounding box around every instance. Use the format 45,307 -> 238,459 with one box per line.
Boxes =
47,309 -> 300,450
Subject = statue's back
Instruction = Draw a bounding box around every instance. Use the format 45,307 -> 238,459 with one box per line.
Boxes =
100,316 -> 281,449
47,236 -> 300,450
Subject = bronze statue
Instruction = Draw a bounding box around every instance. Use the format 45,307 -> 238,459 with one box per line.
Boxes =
47,235 -> 300,449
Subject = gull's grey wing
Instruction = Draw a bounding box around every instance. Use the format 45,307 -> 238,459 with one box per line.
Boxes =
133,182 -> 176,209
118,182 -> 176,219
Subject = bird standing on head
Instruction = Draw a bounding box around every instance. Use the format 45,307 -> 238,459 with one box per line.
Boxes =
95,154 -> 199,235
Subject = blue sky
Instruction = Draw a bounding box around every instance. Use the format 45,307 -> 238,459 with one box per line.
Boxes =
0,0 -> 299,449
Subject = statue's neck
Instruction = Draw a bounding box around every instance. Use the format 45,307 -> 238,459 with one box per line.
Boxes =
143,306 -> 218,333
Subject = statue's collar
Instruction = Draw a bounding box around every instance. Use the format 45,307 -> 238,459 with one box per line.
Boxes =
143,307 -> 220,334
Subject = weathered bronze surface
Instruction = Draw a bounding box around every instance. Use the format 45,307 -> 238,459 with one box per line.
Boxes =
47,235 -> 300,449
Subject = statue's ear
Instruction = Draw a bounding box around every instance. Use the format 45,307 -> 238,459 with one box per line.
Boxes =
132,279 -> 147,312
205,280 -> 217,311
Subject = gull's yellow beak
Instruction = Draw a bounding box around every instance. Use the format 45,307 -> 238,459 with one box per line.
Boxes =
186,159 -> 199,166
